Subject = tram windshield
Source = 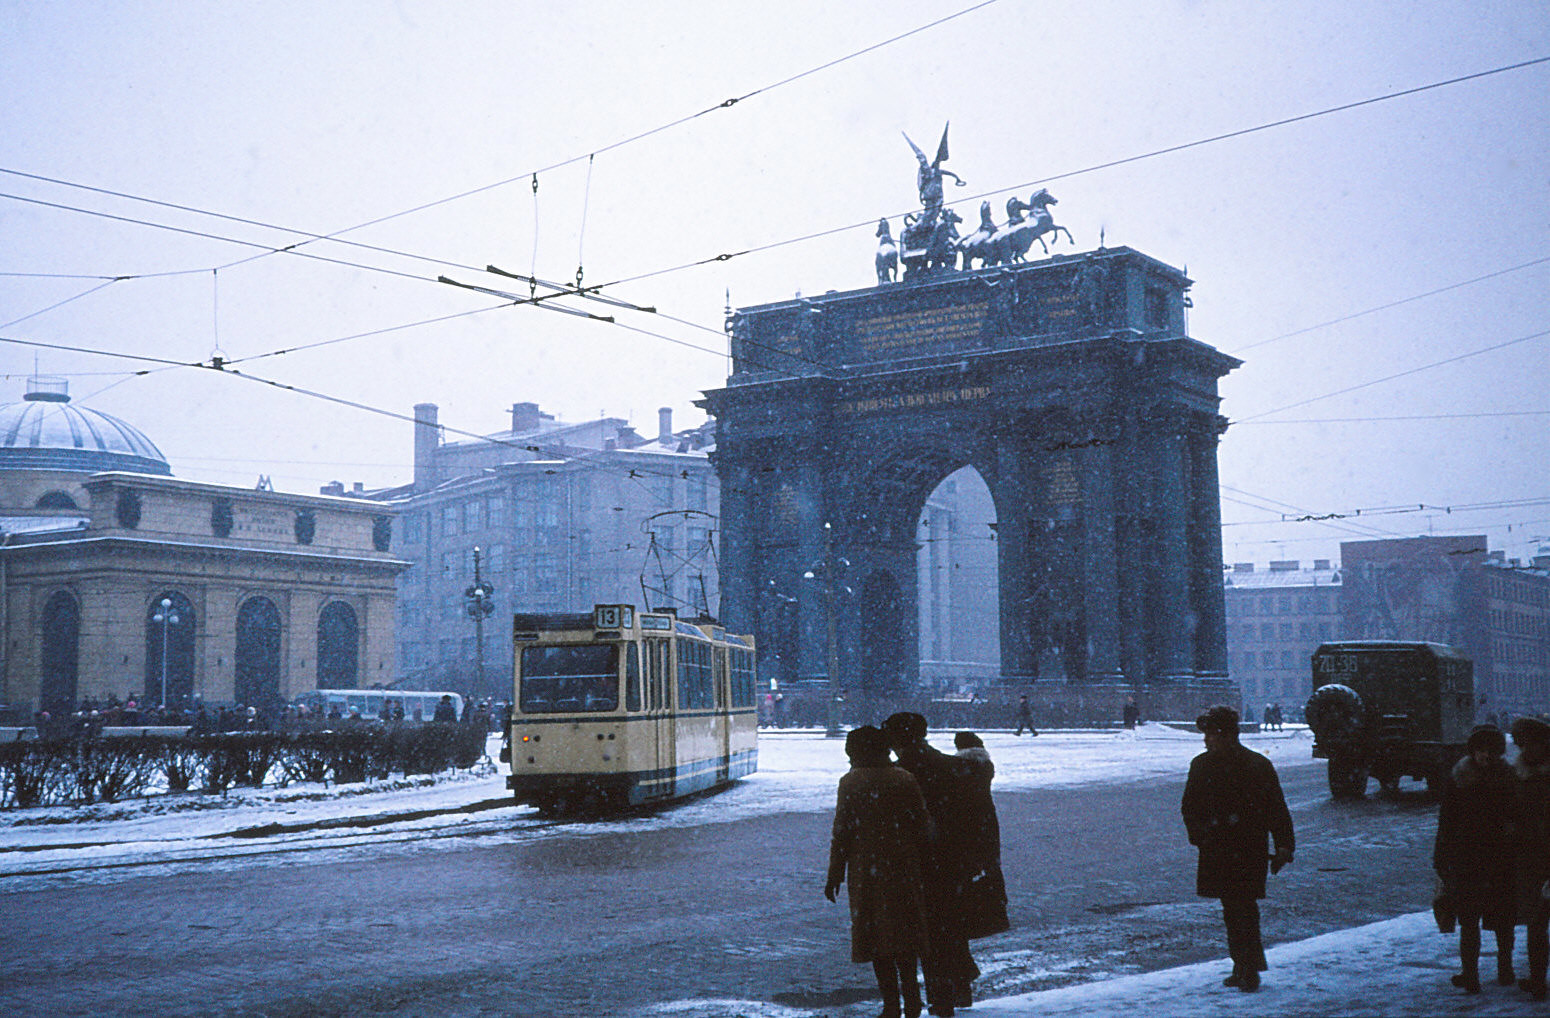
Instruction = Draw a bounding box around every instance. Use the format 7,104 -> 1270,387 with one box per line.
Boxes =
520,644 -> 619,713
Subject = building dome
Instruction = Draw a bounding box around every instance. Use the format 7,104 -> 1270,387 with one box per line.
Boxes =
0,377 -> 171,475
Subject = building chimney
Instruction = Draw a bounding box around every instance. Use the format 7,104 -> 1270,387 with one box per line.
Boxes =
413,403 -> 441,492
658,407 -> 673,443
511,402 -> 544,434
352,481 -> 364,495
1269,560 -> 1299,572
320,480 -> 345,496
1314,559 -> 1331,571
1233,563 -> 1255,573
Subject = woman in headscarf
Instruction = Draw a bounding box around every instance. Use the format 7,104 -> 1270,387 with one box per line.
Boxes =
826,725 -> 932,1018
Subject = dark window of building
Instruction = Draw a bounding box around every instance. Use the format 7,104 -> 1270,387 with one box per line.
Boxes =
294,510 -> 316,545
463,500 -> 482,533
235,597 -> 282,716
35,491 -> 78,510
40,591 -> 80,716
317,601 -> 359,688
145,591 -> 196,710
116,488 -> 142,528
211,498 -> 234,538
486,496 -> 504,529
372,515 -> 392,552
1144,287 -> 1168,329
442,505 -> 457,536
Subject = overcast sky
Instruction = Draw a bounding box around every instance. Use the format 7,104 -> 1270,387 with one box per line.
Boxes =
3,0 -> 1547,565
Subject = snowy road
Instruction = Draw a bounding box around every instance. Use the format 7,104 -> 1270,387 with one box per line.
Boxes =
0,728 -> 1442,1017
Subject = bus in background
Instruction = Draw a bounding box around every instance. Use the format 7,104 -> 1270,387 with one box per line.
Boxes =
291,689 -> 465,723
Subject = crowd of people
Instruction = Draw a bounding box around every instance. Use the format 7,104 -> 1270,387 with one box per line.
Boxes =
825,711 -> 1009,1018
28,693 -> 507,738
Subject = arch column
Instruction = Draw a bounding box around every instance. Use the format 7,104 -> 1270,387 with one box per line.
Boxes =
1152,406 -> 1195,681
1190,413 -> 1230,677
1080,429 -> 1123,682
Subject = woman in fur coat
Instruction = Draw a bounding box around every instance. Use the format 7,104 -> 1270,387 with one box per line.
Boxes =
953,732 -> 1010,943
1434,723 -> 1518,993
826,725 -> 932,1018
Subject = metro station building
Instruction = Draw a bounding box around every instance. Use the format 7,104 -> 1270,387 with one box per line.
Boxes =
0,378 -> 406,717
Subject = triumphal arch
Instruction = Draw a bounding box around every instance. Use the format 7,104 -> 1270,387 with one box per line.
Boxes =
700,133 -> 1240,712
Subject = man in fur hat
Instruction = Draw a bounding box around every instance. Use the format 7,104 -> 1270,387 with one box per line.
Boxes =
1181,705 -> 1295,993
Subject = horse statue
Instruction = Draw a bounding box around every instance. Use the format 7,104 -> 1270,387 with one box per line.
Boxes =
900,206 -> 962,277
1002,188 -> 1075,261
957,201 -> 1000,271
875,218 -> 898,284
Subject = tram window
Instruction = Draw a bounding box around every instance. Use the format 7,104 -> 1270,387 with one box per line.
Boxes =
626,643 -> 642,712
520,644 -> 619,713
730,648 -> 755,707
714,649 -> 728,708
677,639 -> 713,709
647,639 -> 668,710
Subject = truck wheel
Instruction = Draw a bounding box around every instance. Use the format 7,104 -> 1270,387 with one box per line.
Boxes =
1329,758 -> 1369,799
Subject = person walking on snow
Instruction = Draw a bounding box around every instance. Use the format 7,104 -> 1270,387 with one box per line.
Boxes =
1181,705 -> 1295,993
1014,695 -> 1037,737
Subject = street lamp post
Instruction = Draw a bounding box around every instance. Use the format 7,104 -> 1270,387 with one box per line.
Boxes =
151,597 -> 180,711
464,546 -> 496,702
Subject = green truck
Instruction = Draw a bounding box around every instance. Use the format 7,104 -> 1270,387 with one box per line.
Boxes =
1304,641 -> 1476,799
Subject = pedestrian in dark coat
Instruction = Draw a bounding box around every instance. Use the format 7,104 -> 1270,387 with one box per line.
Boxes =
883,712 -> 976,1017
825,725 -> 930,1018
1181,705 -> 1295,993
1512,716 -> 1550,1000
1434,723 -> 1518,994
432,695 -> 457,723
1014,695 -> 1037,737
953,732 -> 1010,942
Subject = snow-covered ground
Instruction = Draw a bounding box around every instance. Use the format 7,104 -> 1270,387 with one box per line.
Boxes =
0,725 -> 1318,879
643,910 -> 1535,1018
9,725 -> 1509,1016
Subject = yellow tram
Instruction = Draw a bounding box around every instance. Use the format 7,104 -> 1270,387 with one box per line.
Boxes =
504,604 -> 758,812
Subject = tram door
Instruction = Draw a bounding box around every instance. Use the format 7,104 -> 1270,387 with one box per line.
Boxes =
714,647 -> 731,783
647,638 -> 674,797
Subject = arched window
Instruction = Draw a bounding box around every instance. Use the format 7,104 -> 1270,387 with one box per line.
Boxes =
35,491 -> 79,510
236,596 -> 282,717
40,591 -> 80,716
317,601 -> 359,688
145,592 -> 196,710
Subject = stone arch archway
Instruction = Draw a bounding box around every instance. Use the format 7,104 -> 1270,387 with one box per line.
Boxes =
40,591 -> 80,716
701,249 -> 1236,706
236,596 -> 282,716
